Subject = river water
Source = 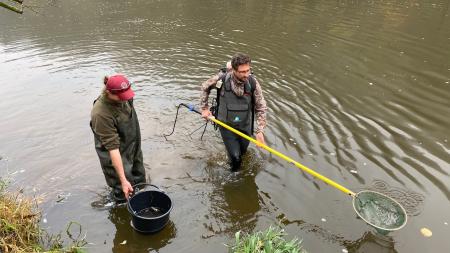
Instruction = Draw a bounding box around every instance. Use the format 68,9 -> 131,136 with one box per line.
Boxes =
0,0 -> 449,252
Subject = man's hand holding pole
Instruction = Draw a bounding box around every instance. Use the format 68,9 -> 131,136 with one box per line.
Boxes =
201,108 -> 212,121
255,132 -> 265,147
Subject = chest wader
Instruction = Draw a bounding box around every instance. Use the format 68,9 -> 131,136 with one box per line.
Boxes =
217,73 -> 254,171
91,99 -> 146,201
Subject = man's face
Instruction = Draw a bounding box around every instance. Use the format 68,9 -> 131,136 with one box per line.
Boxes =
233,63 -> 251,82
106,90 -> 124,102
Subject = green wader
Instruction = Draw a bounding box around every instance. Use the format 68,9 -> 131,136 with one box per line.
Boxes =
91,99 -> 146,201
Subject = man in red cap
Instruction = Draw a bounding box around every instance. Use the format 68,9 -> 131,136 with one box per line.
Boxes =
90,74 -> 146,202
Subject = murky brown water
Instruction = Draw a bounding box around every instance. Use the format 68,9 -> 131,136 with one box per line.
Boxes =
1,0 -> 449,252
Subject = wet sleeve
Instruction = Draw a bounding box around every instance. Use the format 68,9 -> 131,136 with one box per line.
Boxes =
253,77 -> 267,134
200,73 -> 223,110
91,113 -> 120,150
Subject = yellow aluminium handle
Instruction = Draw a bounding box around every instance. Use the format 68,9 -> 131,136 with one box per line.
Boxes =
209,117 -> 355,197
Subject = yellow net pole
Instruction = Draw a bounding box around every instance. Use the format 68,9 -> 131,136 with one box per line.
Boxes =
209,117 -> 355,197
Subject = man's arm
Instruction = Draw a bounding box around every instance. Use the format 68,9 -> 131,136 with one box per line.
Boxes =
253,77 -> 268,145
109,149 -> 133,199
200,72 -> 225,118
92,112 -> 133,198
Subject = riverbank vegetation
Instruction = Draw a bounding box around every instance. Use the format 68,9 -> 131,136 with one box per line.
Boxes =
2,175 -> 307,253
227,225 -> 306,253
0,177 -> 87,253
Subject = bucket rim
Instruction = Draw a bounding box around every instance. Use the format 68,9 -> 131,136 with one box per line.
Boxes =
127,190 -> 173,220
352,190 -> 408,232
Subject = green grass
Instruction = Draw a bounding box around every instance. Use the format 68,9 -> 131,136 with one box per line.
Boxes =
227,225 -> 307,253
0,177 -> 87,253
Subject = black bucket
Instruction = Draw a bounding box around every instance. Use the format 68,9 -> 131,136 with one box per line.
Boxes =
127,184 -> 173,233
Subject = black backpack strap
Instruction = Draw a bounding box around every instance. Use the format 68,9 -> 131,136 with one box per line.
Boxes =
216,68 -> 227,93
248,75 -> 256,93
219,67 -> 227,73
128,98 -> 134,108
248,75 -> 257,135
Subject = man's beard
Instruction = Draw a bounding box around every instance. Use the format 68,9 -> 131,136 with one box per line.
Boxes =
237,76 -> 248,82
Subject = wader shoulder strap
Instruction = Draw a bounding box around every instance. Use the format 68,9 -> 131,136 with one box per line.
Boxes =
215,72 -> 232,113
90,98 -> 99,130
223,73 -> 232,91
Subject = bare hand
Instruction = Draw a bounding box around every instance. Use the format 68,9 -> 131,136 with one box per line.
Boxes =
255,132 -> 265,147
201,109 -> 212,121
121,180 -> 134,199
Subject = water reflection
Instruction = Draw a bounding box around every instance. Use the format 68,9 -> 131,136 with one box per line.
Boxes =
203,151 -> 263,237
367,179 -> 425,216
281,216 -> 397,253
108,206 -> 177,253
344,232 -> 397,253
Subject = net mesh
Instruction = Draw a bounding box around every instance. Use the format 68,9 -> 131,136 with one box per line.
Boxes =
354,191 -> 406,230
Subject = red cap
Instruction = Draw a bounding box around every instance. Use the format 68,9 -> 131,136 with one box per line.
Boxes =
105,74 -> 135,101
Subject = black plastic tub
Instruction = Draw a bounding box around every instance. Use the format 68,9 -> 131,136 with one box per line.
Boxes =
127,184 -> 172,233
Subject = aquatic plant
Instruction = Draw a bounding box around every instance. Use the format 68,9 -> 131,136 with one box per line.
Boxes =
0,177 -> 87,252
227,225 -> 306,253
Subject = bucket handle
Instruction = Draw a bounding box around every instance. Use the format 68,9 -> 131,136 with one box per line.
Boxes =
131,183 -> 164,196
127,183 -> 164,214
